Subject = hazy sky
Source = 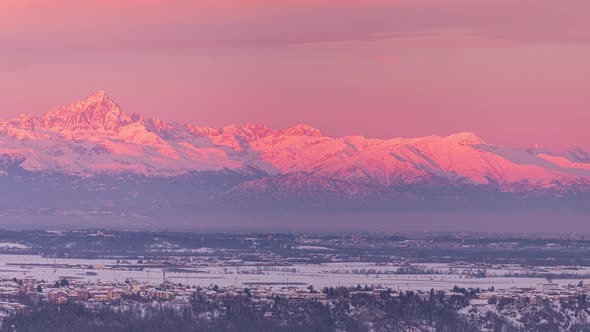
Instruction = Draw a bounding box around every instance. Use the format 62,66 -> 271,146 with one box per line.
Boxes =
1,0 -> 589,151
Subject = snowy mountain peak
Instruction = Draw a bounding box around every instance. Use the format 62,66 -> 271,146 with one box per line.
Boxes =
6,114 -> 44,130
88,89 -> 110,101
187,124 -> 221,137
223,123 -> 274,140
280,124 -> 322,137
41,90 -> 132,131
144,117 -> 173,132
75,90 -> 119,113
446,132 -> 484,145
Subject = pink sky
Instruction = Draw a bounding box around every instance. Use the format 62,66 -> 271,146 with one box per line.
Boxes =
1,0 -> 589,151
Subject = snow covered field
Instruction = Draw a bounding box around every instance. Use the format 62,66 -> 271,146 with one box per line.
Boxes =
0,254 -> 587,292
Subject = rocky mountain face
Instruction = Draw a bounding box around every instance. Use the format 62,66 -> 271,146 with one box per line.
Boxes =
0,91 -> 589,218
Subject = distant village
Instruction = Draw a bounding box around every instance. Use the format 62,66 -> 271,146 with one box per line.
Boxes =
0,272 -> 587,321
0,230 -> 589,330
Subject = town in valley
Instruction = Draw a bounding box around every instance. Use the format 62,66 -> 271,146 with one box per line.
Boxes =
0,230 -> 588,331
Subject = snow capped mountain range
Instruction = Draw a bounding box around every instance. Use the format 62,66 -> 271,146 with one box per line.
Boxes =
0,90 -> 589,213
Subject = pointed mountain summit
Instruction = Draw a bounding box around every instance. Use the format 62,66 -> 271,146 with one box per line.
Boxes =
41,90 -> 133,131
280,124 -> 322,137
446,132 -> 484,145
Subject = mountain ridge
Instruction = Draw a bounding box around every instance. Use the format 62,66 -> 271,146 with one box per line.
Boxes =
0,90 -> 589,204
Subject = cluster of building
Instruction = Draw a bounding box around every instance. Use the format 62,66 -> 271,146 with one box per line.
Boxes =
475,281 -> 588,304
1,273 -> 588,319
0,277 -> 192,305
461,282 -> 590,319
0,275 -> 334,309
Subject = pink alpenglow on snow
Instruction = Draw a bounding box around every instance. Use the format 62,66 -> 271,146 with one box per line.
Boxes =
0,91 -> 589,197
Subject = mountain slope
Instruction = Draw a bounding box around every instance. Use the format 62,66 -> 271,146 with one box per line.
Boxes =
0,90 -> 589,211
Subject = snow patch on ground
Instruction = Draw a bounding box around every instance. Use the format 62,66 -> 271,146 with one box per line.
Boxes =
0,243 -> 30,250
296,245 -> 335,251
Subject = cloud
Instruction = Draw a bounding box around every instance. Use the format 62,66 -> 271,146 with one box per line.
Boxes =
2,0 -> 590,58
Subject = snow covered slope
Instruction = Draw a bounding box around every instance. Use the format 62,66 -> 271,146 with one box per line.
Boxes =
0,90 -> 589,202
